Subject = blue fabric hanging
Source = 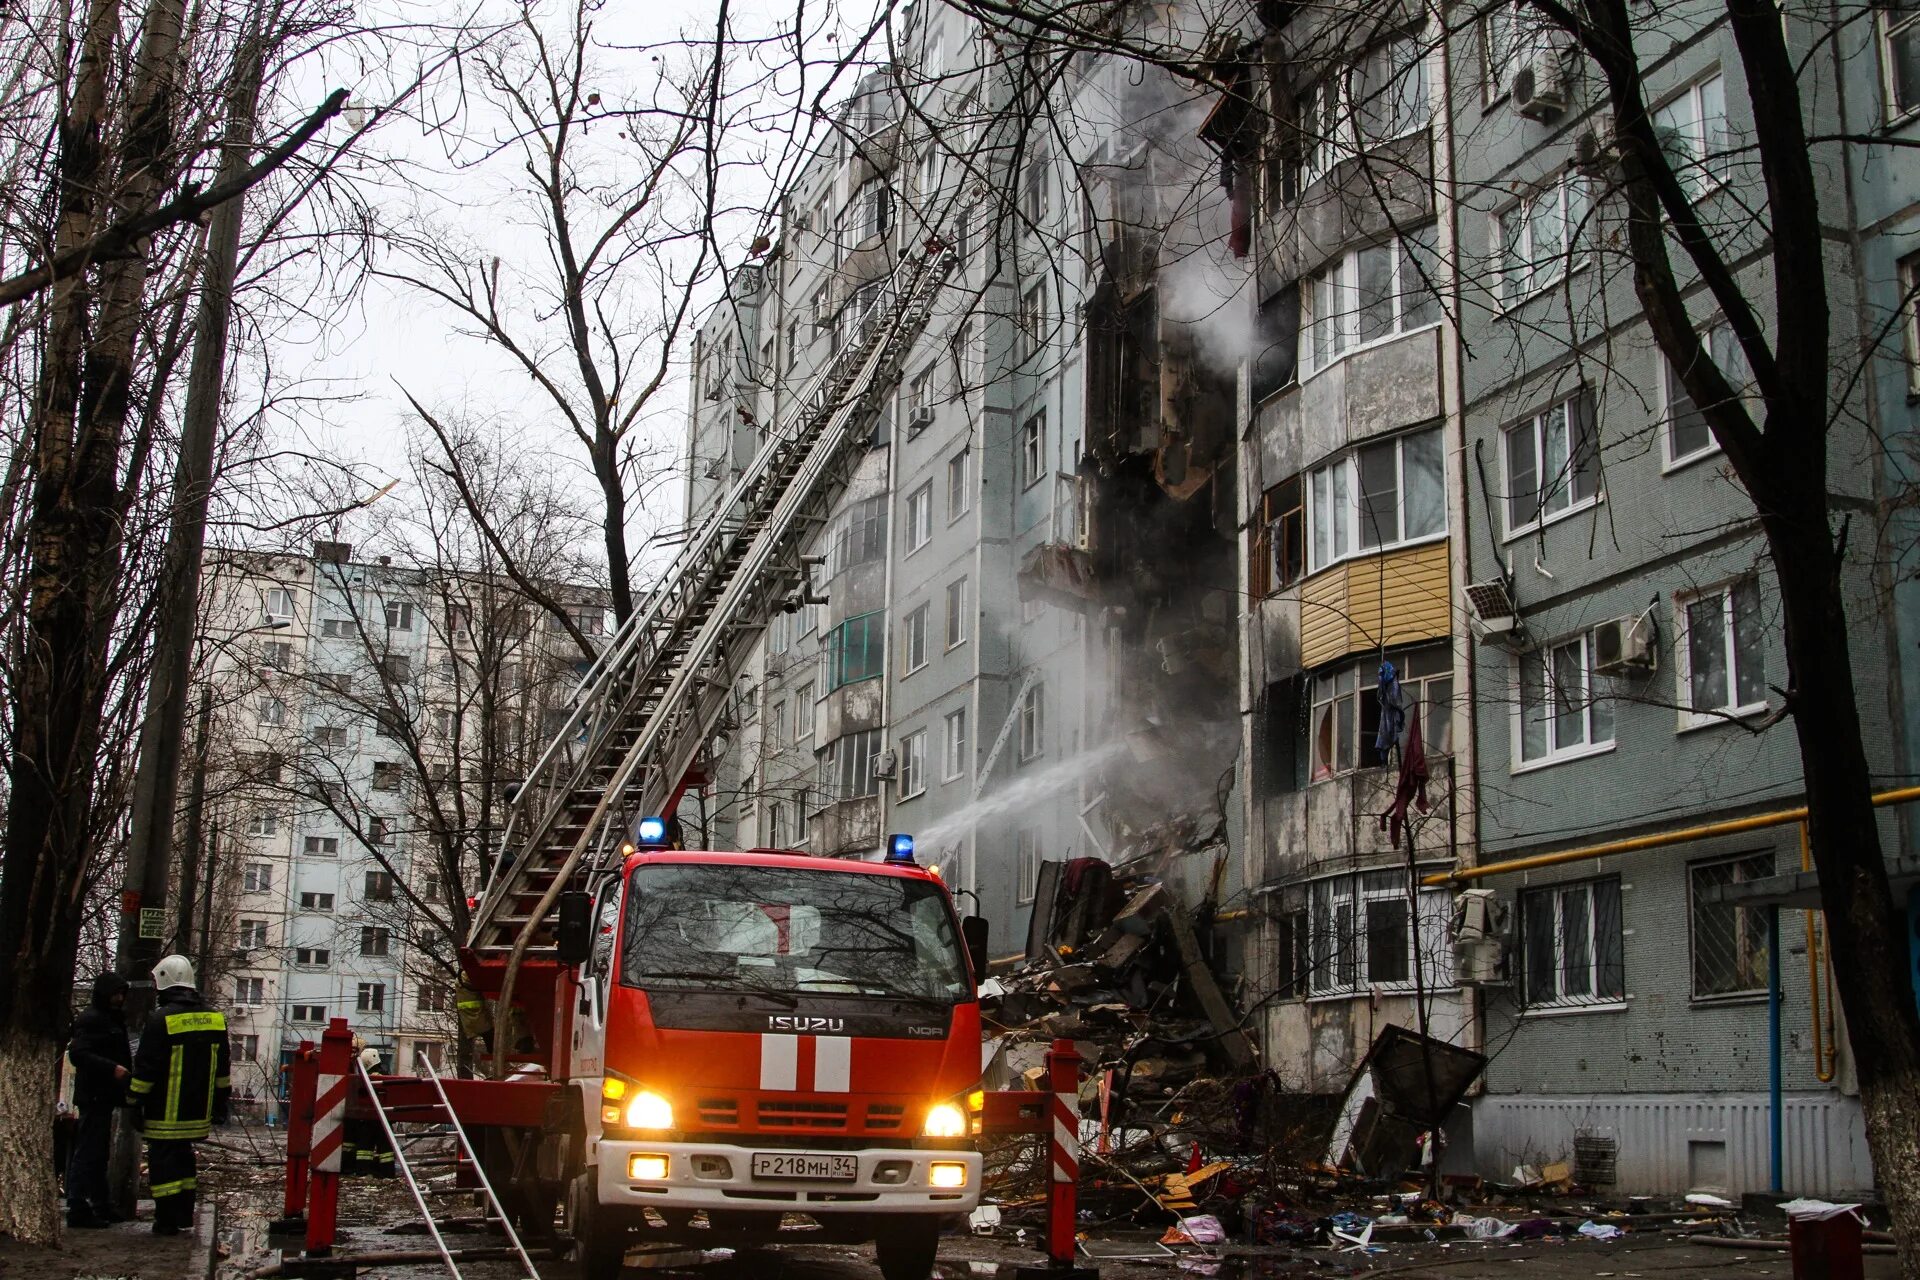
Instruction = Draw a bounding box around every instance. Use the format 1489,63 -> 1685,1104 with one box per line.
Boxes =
1376,660 -> 1406,756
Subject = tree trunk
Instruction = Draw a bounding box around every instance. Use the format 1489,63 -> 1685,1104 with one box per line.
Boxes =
592,433 -> 633,623
1760,491 -> 1920,1276
0,1030 -> 62,1242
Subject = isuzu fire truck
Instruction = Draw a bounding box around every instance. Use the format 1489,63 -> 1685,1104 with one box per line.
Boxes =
558,832 -> 990,1280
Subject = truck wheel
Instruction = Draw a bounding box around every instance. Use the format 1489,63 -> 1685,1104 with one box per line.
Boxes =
874,1219 -> 941,1280
566,1170 -> 627,1280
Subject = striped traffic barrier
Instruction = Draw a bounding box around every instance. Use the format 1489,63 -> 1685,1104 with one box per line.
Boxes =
303,1019 -> 354,1258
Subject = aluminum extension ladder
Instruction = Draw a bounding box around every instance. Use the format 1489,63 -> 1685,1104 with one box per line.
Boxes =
354,1053 -> 543,1280
470,244 -> 957,962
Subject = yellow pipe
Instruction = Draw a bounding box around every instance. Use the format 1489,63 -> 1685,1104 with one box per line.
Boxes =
1421,784 -> 1920,887
1802,822 -> 1838,1084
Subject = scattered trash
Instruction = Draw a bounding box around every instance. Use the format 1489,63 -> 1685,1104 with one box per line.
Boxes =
1578,1220 -> 1626,1240
968,1204 -> 1002,1235
1686,1192 -> 1736,1209
1456,1215 -> 1519,1239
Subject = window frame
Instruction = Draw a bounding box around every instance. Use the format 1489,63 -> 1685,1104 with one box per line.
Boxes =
1882,4 -> 1920,124
902,603 -> 929,674
826,610 -> 886,689
1500,391 -> 1600,538
356,982 -> 386,1013
1493,174 -> 1592,308
1676,576 -> 1770,727
1518,876 -> 1627,1012
236,977 -> 266,1007
1015,829 -> 1041,903
1511,631 -> 1616,771
264,587 -> 295,621
945,577 -> 969,650
1017,681 -> 1046,761
943,707 -> 968,780
1658,321 -> 1753,471
1305,869 -> 1455,998
947,448 -> 972,521
1900,253 -> 1920,397
1651,71 -> 1729,202
1019,284 -> 1047,362
1304,425 -> 1448,574
898,730 -> 927,799
1299,225 -> 1442,378
1020,412 -> 1046,489
905,482 -> 933,554
1687,851 -> 1776,1001
243,863 -> 273,893
1306,644 -> 1454,783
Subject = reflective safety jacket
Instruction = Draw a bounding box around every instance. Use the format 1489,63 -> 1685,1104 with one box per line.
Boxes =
127,987 -> 231,1141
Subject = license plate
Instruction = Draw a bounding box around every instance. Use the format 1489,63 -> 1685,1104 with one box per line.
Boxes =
750,1152 -> 858,1181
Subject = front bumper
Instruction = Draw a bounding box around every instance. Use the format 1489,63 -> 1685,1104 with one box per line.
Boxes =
595,1138 -> 981,1215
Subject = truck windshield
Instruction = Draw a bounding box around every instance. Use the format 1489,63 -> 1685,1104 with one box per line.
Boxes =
621,863 -> 972,1003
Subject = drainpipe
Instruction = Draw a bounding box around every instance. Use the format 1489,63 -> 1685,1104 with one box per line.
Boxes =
1769,905 -> 1783,1193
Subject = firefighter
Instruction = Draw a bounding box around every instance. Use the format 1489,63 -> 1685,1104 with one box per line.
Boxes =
64,972 -> 132,1228
342,1048 -> 395,1178
126,955 -> 230,1236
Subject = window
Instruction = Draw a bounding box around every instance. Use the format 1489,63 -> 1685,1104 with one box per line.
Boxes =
1308,646 -> 1453,781
1516,633 -> 1615,766
1022,152 -> 1050,221
294,947 -> 330,967
1302,228 -> 1440,376
1690,853 -> 1774,998
303,835 -> 339,857
1482,0 -> 1548,102
1661,322 -> 1753,468
385,601 -> 414,631
826,611 -> 885,689
1496,175 -> 1591,305
239,1034 -> 260,1061
1519,878 -> 1625,1007
1016,829 -> 1041,902
264,587 -> 295,621
769,610 -> 790,655
319,618 -> 352,639
260,640 -> 293,670
769,699 -> 788,747
259,697 -> 288,728
313,725 -> 346,749
798,598 -> 818,638
422,875 -> 442,904
765,801 -> 786,847
1681,578 -> 1768,721
904,367 -> 933,433
316,672 -> 351,694
235,977 -> 265,1006
795,683 -> 816,741
843,178 -> 893,244
1901,254 -> 1920,396
292,1004 -> 325,1023
948,449 -> 972,520
299,891 -> 335,911
238,919 -> 268,950
1503,392 -> 1598,535
945,577 -> 969,648
898,730 -> 927,798
368,816 -> 391,846
1653,73 -> 1729,200
372,761 -> 403,792
1306,426 -> 1445,572
381,654 -> 410,681
830,497 -> 887,577
1307,871 -> 1453,995
417,983 -> 451,1013
1252,476 -> 1305,597
1018,681 -> 1046,761
248,811 -> 279,837
1291,33 -> 1430,192
412,1041 -> 448,1071
1294,76 -> 1353,189
1019,285 -> 1046,361
1021,412 -> 1045,488
823,729 -> 882,800
357,982 -> 386,1013
364,871 -> 395,901
1888,3 -> 1920,120
902,604 -> 929,673
905,483 -> 932,552
360,927 -> 391,958
943,708 -> 968,780
243,863 -> 272,892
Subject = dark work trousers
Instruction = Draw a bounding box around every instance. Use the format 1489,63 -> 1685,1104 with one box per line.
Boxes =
147,1139 -> 198,1228
65,1107 -> 111,1211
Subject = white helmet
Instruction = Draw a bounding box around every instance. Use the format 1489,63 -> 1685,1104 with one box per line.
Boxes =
359,1048 -> 382,1071
152,955 -> 197,991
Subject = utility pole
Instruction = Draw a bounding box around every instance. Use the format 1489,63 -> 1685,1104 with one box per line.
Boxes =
109,38 -> 266,1215
170,685 -> 213,958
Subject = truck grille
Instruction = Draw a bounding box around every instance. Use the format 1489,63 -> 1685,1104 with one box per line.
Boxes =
697,1098 -> 739,1127
757,1100 -> 847,1130
864,1104 -> 905,1132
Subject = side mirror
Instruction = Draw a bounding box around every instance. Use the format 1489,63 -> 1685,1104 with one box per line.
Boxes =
961,916 -> 990,985
556,891 -> 594,967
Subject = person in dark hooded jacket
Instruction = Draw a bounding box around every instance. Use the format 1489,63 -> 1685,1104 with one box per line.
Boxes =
65,972 -> 132,1227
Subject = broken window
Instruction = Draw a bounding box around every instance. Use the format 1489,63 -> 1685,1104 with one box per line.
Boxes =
1251,475 -> 1305,597
1308,645 -> 1452,782
1520,877 -> 1625,1007
1251,286 -> 1298,403
825,611 -> 884,689
830,496 -> 887,577
1307,425 -> 1445,573
1688,853 -> 1773,999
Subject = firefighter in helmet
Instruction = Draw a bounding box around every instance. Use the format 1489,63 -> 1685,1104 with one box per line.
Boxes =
126,955 -> 230,1235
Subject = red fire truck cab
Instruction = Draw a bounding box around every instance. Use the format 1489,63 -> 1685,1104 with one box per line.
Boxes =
560,841 -> 989,1280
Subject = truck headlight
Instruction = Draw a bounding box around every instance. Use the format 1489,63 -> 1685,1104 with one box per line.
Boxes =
922,1102 -> 967,1138
625,1090 -> 674,1130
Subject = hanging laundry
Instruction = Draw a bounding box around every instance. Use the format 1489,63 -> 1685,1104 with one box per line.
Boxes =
1375,661 -> 1406,756
1382,704 -> 1430,844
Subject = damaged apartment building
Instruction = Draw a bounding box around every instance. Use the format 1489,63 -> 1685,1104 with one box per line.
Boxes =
1238,0 -> 1920,1198
681,3 -> 1248,959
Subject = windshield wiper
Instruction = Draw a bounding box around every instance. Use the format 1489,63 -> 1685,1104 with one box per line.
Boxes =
641,970 -> 798,1008
792,976 -> 945,1002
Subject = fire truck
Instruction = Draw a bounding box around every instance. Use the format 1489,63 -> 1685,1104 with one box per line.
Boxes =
372,244 -> 987,1280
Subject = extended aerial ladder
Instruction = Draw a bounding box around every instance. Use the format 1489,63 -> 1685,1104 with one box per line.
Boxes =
464,242 -> 959,1076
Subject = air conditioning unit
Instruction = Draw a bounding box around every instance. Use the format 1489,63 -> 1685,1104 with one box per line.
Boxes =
1573,112 -> 1618,177
1453,889 -> 1510,986
1463,578 -> 1524,645
906,405 -> 935,436
1593,611 -> 1657,674
871,750 -> 898,780
1512,55 -> 1569,122
703,457 -> 726,479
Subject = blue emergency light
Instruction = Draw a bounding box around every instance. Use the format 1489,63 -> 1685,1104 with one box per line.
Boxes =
636,815 -> 668,846
885,833 -> 916,863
